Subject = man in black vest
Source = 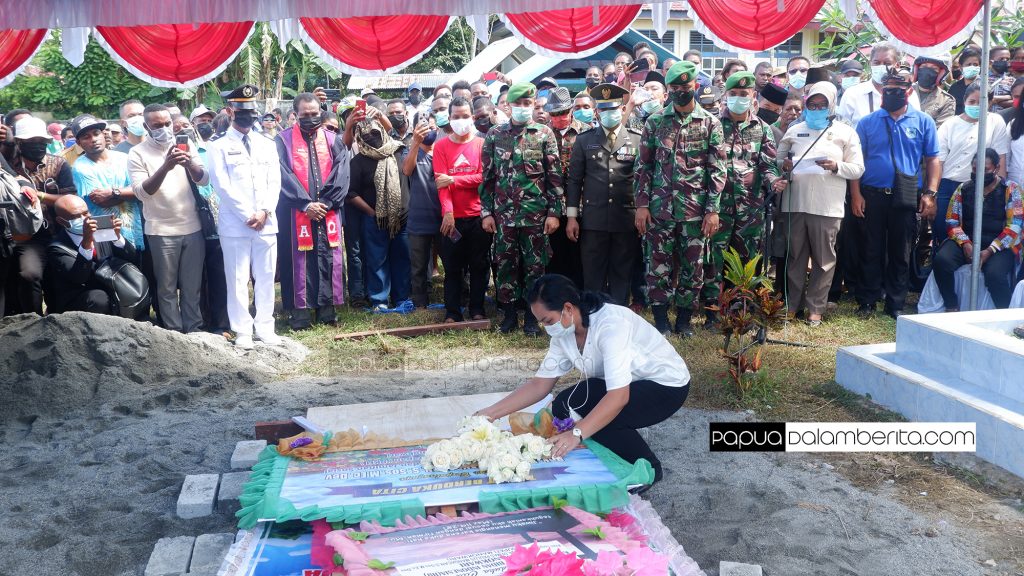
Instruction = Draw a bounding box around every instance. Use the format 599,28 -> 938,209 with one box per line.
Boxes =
564,83 -> 641,305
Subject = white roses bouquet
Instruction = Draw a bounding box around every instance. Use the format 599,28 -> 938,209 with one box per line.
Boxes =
420,416 -> 556,484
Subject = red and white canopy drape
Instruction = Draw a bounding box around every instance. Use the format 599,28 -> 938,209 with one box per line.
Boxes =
0,0 -> 990,89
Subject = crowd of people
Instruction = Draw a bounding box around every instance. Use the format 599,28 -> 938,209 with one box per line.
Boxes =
1,39 -> 1022,346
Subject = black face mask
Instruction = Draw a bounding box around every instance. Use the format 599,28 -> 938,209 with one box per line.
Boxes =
474,117 -> 492,133
881,88 -> 908,112
951,69 -> 963,81
388,114 -> 407,132
992,60 -> 1010,75
605,72 -> 617,83
422,129 -> 438,146
362,131 -> 384,149
585,78 -> 600,89
18,142 -> 48,163
757,109 -> 780,124
669,89 -> 695,108
234,113 -> 258,129
916,67 -> 939,89
298,116 -> 322,133
196,122 -> 215,140
408,94 -> 422,106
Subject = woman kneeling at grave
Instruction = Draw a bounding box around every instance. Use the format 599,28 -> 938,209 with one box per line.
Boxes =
933,147 -> 1023,311
476,274 -> 690,492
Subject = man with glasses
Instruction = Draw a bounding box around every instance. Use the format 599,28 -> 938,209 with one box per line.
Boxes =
785,56 -> 811,97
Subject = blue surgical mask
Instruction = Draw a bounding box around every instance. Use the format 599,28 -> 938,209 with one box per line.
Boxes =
544,309 -> 574,338
599,109 -> 622,129
804,108 -> 830,130
640,100 -> 661,114
434,110 -> 449,127
962,65 -> 981,80
66,216 -> 85,235
788,73 -> 807,90
726,95 -> 752,115
871,65 -> 889,84
510,105 -> 532,124
964,105 -> 981,120
573,108 -> 594,124
841,76 -> 860,90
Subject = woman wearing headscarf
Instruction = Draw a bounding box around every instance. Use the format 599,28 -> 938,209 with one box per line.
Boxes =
776,81 -> 865,326
347,117 -> 411,310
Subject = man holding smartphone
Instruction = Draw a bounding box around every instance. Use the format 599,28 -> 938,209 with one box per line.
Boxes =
128,103 -> 208,334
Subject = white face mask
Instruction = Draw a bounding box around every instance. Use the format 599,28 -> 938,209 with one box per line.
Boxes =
871,64 -> 889,84
544,308 -> 575,338
449,118 -> 474,136
788,73 -> 807,90
841,76 -> 861,90
148,125 -> 174,145
495,109 -> 510,126
510,105 -> 532,124
125,115 -> 146,137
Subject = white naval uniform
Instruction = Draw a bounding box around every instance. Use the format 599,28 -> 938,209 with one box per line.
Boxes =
206,126 -> 282,339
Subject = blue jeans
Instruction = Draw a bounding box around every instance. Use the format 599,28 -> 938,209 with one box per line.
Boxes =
361,212 -> 411,307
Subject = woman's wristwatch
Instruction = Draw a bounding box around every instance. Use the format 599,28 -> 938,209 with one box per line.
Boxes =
572,427 -> 583,439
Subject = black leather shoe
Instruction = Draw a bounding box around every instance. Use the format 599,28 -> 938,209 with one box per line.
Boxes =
498,303 -> 518,334
522,311 -> 540,336
651,305 -> 671,335
886,308 -> 905,319
674,308 -> 695,338
703,309 -> 720,330
856,304 -> 875,319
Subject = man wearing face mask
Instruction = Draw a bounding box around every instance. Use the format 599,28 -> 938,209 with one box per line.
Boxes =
480,82 -> 564,335
836,43 -> 921,127
275,93 -> 352,330
990,46 -> 1016,112
471,96 -> 498,137
190,105 -> 217,143
572,93 -> 596,130
624,71 -> 667,133
115,99 -> 147,154
701,72 -> 786,328
913,56 -> 955,129
543,87 -> 586,290
405,82 -> 423,109
949,47 -> 981,115
432,96 -> 452,136
128,104 -> 209,333
852,67 -> 940,319
757,82 -> 789,142
635,61 -> 728,336
206,84 -> 283,349
837,59 -> 864,102
387,99 -> 411,147
44,194 -> 136,315
564,83 -> 641,305
785,56 -> 811,98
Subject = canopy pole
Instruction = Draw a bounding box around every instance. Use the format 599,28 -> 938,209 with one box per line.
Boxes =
969,0 -> 992,311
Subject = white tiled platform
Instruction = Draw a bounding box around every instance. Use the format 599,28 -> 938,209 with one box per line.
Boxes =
835,309 -> 1024,479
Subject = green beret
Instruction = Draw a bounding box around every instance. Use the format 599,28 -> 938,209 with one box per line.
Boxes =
666,61 -> 698,86
725,71 -> 757,91
507,82 -> 537,103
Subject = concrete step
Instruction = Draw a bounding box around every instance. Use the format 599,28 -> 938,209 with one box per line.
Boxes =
893,309 -> 1024,404
836,342 -> 1024,479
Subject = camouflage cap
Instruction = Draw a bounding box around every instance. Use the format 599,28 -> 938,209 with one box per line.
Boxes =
724,71 -> 756,91
666,61 -> 699,86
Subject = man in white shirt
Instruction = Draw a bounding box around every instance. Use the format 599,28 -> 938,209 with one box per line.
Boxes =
129,103 -> 209,334
837,43 -> 922,127
205,84 -> 283,349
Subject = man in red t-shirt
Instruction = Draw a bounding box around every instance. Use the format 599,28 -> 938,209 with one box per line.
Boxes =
432,97 -> 492,322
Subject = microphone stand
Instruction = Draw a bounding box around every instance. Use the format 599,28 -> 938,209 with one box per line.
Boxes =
756,116 -> 835,348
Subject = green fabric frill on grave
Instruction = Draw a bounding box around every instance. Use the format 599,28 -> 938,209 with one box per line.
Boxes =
235,440 -> 654,529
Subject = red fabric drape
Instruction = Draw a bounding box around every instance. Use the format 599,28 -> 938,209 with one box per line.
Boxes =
0,29 -> 48,88
504,5 -> 642,56
688,0 -> 826,51
866,0 -> 983,48
95,22 -> 253,87
300,16 -> 451,74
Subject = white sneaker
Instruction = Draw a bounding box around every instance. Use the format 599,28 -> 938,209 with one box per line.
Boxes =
257,333 -> 283,346
235,334 -> 255,350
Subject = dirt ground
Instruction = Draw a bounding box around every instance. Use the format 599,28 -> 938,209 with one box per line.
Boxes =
0,313 -> 1022,575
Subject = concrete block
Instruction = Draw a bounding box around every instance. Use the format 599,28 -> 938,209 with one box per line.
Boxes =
230,440 -> 267,469
217,471 -> 249,505
720,561 -> 763,576
189,533 -> 236,573
177,474 -> 219,519
144,536 -> 195,576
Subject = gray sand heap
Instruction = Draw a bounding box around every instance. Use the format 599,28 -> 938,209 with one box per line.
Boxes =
0,312 -> 308,421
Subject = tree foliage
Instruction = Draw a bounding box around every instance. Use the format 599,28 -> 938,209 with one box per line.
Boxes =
404,18 -> 477,74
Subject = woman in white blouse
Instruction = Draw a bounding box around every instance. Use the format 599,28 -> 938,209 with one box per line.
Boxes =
935,82 -> 1009,241
477,275 -> 690,491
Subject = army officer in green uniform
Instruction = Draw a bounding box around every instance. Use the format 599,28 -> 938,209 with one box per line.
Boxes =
565,83 -> 642,305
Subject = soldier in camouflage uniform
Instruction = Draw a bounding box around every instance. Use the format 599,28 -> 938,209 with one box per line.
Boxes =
700,72 -> 786,327
480,82 -> 564,335
635,61 -> 728,337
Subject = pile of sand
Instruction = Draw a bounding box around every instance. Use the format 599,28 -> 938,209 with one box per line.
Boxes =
0,312 -> 308,421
